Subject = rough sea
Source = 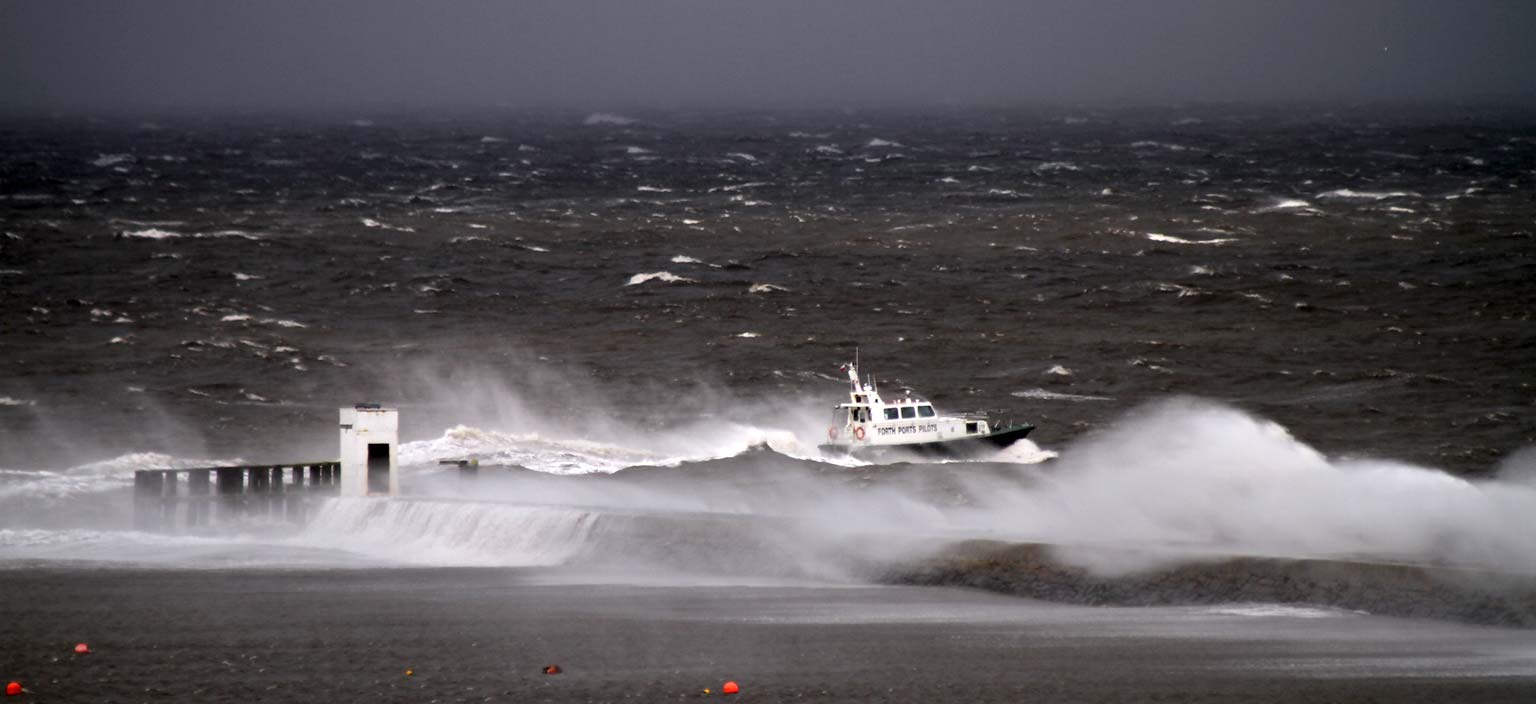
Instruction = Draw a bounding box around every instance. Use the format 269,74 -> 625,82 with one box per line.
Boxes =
1,105 -> 1534,602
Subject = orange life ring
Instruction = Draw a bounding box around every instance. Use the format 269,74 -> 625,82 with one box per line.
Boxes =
827,426 -> 839,440
853,426 -> 866,441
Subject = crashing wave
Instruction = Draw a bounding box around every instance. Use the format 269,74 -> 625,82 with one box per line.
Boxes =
626,271 -> 695,286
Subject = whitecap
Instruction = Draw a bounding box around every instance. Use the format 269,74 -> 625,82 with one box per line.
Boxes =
865,138 -> 903,147
625,146 -> 652,155
670,255 -> 706,265
1145,233 -> 1235,245
121,228 -> 182,240
0,396 -> 35,407
361,218 -> 415,232
1258,198 -> 1317,213
1046,365 -> 1073,376
233,272 -> 263,281
1130,140 -> 1188,151
726,152 -> 758,162
735,332 -> 760,338
479,136 -> 506,143
1034,161 -> 1080,172
583,112 -> 636,126
748,283 -> 790,294
625,271 -> 694,286
1012,388 -> 1113,402
1316,189 -> 1416,200
92,153 -> 133,167
637,185 -> 673,193
221,314 -> 252,322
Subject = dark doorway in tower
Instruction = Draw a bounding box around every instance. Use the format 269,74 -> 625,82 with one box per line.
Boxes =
367,443 -> 390,494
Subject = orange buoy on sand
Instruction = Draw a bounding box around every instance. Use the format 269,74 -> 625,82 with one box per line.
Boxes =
74,643 -> 91,655
722,681 -> 740,695
5,682 -> 21,696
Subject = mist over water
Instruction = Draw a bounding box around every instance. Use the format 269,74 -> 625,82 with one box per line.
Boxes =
5,382 -> 1534,588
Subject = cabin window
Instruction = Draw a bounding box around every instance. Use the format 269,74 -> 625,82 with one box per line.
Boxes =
855,395 -> 867,403
918,405 -> 935,418
884,408 -> 899,420
900,406 -> 916,419
849,406 -> 870,423
966,421 -> 979,434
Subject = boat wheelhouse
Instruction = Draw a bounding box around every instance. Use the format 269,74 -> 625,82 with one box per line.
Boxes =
817,361 -> 1034,459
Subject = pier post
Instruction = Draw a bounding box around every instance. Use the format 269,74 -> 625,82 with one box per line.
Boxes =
188,469 -> 211,528
132,471 -> 151,531
145,471 -> 166,531
268,465 -> 283,518
217,467 -> 243,520
162,470 -> 179,528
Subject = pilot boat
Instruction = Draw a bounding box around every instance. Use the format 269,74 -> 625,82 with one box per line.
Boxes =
816,361 -> 1034,459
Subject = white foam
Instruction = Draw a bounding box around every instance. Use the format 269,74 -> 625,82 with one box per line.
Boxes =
361,218 -> 414,232
0,396 -> 35,406
865,138 -> 902,147
1316,189 -> 1417,200
736,332 -> 761,338
1035,161 -> 1080,172
295,499 -> 604,567
625,146 -> 652,155
232,272 -> 263,281
726,152 -> 759,162
1012,388 -> 1113,402
92,154 -> 133,167
398,425 -> 664,475
583,112 -> 636,126
748,283 -> 790,294
670,255 -> 706,265
220,313 -> 306,328
637,185 -> 673,193
1046,365 -> 1073,376
1130,141 -> 1188,151
626,271 -> 694,286
1145,233 -> 1235,245
1204,604 -> 1351,619
121,228 -> 182,240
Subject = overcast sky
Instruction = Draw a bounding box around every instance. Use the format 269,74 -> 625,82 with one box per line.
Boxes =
3,0 -> 1533,115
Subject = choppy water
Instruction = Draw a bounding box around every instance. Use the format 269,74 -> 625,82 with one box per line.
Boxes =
1,107 -> 1535,614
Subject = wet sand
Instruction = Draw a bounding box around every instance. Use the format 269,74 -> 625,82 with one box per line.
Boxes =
2,567 -> 1535,703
